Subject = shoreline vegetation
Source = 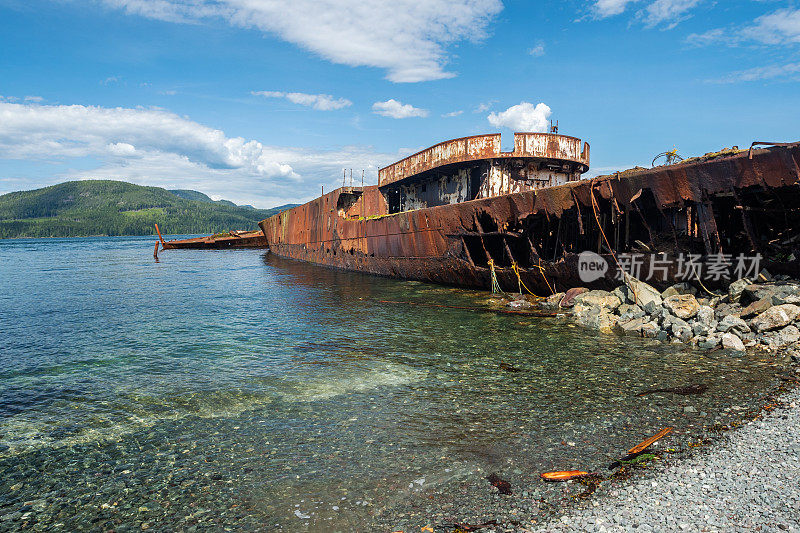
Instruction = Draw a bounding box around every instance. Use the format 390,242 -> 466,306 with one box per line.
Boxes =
0,180 -> 295,239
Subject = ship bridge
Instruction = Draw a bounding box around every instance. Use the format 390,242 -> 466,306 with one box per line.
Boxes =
378,133 -> 590,214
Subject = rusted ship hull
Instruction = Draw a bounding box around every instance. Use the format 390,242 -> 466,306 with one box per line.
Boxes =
260,143 -> 800,293
161,230 -> 266,250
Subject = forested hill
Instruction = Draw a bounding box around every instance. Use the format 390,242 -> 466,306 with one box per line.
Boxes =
0,180 -> 297,239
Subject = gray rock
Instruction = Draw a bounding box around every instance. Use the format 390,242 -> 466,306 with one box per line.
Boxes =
717,315 -> 751,334
626,276 -> 663,312
574,290 -> 622,311
574,303 -> 619,332
760,325 -> 800,350
507,298 -> 533,309
695,305 -> 715,326
728,278 -> 752,303
664,294 -> 700,320
618,303 -> 645,321
740,283 -> 778,305
673,324 -> 693,343
749,304 -> 800,332
721,332 -> 746,352
699,333 -> 721,349
640,322 -> 660,339
616,316 -> 648,336
683,405 -> 698,414
662,283 -> 697,298
663,313 -> 690,330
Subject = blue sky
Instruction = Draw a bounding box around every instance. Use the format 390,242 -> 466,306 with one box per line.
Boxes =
1,0 -> 799,207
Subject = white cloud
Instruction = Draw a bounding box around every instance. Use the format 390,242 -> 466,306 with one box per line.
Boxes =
742,8 -> 800,45
593,0 -> 639,18
638,0 -> 700,28
487,102 -> 551,132
442,110 -> 464,117
688,8 -> 800,48
24,96 -> 44,103
474,101 -> 495,113
711,62 -> 800,84
252,91 -> 352,110
592,0 -> 700,27
528,42 -> 545,57
102,0 -> 504,83
371,99 -> 429,119
0,101 -> 396,207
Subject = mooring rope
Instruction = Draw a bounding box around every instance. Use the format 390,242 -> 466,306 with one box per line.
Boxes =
487,259 -> 505,295
589,183 -> 639,304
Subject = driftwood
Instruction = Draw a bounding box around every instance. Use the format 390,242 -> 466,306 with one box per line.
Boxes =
540,470 -> 595,482
628,427 -> 674,455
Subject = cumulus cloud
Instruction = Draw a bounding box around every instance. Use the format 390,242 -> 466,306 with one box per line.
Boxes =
487,102 -> 551,132
372,99 -> 429,119
0,102 -> 395,207
101,0 -> 504,82
252,91 -> 352,110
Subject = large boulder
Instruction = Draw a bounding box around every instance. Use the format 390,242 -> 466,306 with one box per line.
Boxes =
749,304 -> 800,332
740,284 -> 779,306
625,276 -> 663,312
664,294 -> 700,320
573,290 -> 622,311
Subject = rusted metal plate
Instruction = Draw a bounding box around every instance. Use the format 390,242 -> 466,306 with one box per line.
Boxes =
378,133 -> 590,187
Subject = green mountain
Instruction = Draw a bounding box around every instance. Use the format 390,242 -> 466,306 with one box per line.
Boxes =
0,180 -> 298,239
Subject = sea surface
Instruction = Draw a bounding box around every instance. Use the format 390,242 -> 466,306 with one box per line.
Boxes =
0,236 -> 787,531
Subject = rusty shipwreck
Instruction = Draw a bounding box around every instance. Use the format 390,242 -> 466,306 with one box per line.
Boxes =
259,133 -> 800,292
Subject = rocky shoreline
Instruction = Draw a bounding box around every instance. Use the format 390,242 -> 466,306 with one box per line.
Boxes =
508,274 -> 800,363
529,383 -> 800,533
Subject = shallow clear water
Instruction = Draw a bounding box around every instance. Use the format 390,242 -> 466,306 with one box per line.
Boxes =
0,237 -> 786,531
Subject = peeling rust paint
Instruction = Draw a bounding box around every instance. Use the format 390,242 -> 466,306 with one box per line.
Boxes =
378,133 -> 590,187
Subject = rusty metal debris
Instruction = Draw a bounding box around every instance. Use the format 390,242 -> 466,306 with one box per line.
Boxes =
160,229 -> 266,250
258,136 -> 800,293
